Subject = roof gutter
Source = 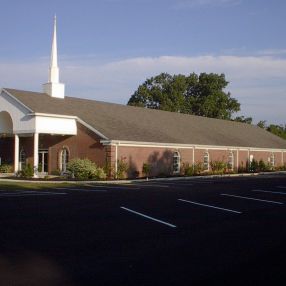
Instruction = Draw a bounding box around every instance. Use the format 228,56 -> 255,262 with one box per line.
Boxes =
100,139 -> 286,152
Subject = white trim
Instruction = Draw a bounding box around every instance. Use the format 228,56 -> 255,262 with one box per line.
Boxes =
27,112 -> 108,140
29,112 -> 77,119
76,117 -> 108,140
2,89 -> 34,113
100,140 -> 286,153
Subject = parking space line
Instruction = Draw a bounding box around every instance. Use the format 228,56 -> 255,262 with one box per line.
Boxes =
136,184 -> 170,188
178,199 -> 242,214
277,186 -> 286,189
252,190 -> 286,195
221,194 -> 284,205
120,206 -> 177,228
85,185 -> 141,190
55,188 -> 106,192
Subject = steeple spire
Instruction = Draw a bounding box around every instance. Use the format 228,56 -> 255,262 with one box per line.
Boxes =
43,15 -> 65,98
50,15 -> 59,83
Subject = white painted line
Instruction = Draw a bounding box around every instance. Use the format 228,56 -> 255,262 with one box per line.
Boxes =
221,194 -> 284,205
92,186 -> 140,190
252,190 -> 286,195
120,207 -> 177,228
22,190 -> 67,195
155,182 -> 193,186
55,188 -> 106,192
85,184 -> 140,190
277,186 -> 286,189
137,184 -> 170,188
178,199 -> 242,214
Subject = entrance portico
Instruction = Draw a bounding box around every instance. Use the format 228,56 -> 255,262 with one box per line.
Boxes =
0,96 -> 77,177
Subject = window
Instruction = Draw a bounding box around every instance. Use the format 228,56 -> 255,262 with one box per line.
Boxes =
270,153 -> 275,167
173,151 -> 180,174
60,147 -> 69,172
228,151 -> 234,171
19,148 -> 26,171
203,151 -> 209,171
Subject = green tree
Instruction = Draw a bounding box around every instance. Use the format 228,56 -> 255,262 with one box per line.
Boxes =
233,116 -> 253,124
128,72 -> 240,120
267,124 -> 286,140
257,120 -> 267,129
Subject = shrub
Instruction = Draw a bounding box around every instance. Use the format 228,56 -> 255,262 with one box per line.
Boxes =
249,159 -> 259,173
238,161 -> 246,173
276,164 -> 286,171
183,162 -> 203,176
210,160 -> 227,175
142,163 -> 151,177
116,157 -> 128,179
257,160 -> 271,172
17,164 -> 34,178
67,158 -> 107,180
0,164 -> 13,173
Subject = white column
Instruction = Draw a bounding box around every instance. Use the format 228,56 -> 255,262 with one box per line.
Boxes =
33,133 -> 39,177
14,134 -> 19,174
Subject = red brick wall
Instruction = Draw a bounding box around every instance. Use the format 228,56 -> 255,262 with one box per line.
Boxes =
39,123 -> 107,173
116,146 -> 286,178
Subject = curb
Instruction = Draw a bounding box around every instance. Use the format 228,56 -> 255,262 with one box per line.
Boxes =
0,171 -> 285,185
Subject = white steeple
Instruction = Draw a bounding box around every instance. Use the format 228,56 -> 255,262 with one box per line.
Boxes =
43,15 -> 65,98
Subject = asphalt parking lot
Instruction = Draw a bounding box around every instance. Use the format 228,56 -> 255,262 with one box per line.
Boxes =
0,175 -> 286,285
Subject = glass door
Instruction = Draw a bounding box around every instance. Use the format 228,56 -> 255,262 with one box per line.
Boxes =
38,150 -> 48,174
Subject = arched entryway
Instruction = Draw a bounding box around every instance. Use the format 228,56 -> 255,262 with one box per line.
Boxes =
0,111 -> 14,170
0,111 -> 13,134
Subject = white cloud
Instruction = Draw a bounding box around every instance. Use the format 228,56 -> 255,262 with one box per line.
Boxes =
173,0 -> 241,9
0,54 -> 285,124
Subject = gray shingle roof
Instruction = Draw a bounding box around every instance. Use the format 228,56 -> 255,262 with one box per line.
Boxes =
4,88 -> 286,149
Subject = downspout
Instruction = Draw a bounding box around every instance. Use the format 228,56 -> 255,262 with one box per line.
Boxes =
115,143 -> 118,179
237,149 -> 239,170
192,146 -> 195,166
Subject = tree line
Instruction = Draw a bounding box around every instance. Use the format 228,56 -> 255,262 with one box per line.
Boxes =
127,72 -> 286,140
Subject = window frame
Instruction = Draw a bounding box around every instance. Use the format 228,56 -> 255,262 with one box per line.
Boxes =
59,147 -> 69,172
173,151 -> 181,174
203,151 -> 209,171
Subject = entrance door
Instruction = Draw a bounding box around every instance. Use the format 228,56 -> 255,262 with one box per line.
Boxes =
38,150 -> 48,174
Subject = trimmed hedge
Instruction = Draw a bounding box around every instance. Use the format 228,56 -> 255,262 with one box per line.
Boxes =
67,158 -> 107,180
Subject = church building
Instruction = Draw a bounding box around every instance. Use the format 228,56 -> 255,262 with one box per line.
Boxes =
0,18 -> 286,178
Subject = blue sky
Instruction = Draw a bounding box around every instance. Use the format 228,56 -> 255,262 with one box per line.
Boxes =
0,0 -> 285,124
